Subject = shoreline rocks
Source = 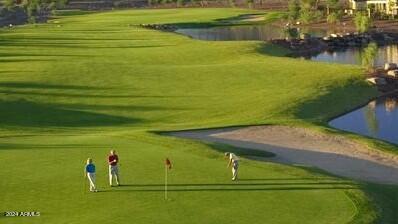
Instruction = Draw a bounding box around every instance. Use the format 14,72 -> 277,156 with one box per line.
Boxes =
368,63 -> 398,92
139,23 -> 177,32
272,31 -> 398,57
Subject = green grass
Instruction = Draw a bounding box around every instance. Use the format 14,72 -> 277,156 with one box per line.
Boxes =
0,8 -> 395,224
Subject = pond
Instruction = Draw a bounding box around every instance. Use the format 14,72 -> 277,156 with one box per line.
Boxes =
175,25 -> 398,66
329,95 -> 398,145
175,25 -> 334,41
308,45 -> 398,67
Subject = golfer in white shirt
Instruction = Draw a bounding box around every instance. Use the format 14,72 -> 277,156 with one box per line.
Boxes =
225,152 -> 239,181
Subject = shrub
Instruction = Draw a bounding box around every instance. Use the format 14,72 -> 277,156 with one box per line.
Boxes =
299,8 -> 321,24
176,0 -> 184,7
4,0 -> 17,10
288,0 -> 300,22
354,12 -> 372,33
362,42 -> 378,72
327,11 -> 342,24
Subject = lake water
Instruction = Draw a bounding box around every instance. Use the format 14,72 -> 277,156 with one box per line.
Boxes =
176,25 -> 330,41
176,25 -> 398,67
329,95 -> 398,145
309,45 -> 398,67
175,25 -> 332,41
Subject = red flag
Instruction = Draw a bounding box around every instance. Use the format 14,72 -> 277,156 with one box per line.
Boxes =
165,158 -> 172,170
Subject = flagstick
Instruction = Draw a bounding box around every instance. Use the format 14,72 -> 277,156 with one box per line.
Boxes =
165,164 -> 168,200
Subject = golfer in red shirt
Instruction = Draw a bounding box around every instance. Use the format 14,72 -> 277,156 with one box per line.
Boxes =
108,150 -> 120,186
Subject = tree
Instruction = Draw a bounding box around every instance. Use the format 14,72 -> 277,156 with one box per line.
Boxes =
300,0 -> 316,10
388,0 -> 395,19
354,12 -> 372,33
299,8 -> 313,24
299,8 -> 321,24
362,42 -> 378,73
298,0 -> 321,24
288,0 -> 300,22
327,11 -> 342,24
247,0 -> 253,8
284,27 -> 299,39
4,0 -> 17,10
176,0 -> 184,7
326,0 -> 339,15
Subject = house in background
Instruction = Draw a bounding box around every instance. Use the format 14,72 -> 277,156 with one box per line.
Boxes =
349,0 -> 398,16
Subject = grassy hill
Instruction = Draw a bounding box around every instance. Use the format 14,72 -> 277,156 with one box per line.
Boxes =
0,8 -> 395,224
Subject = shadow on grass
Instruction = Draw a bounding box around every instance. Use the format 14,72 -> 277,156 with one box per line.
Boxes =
238,177 -> 342,181
0,81 -> 194,128
364,183 -> 398,223
99,181 -> 357,192
118,181 -> 356,187
203,142 -> 275,158
0,89 -> 181,99
0,58 -> 57,63
0,99 -> 138,127
167,12 -> 269,29
0,89 -> 206,100
0,81 -> 206,99
0,52 -> 97,58
0,82 -> 107,90
3,37 -> 150,41
256,43 -> 291,57
0,40 -> 174,49
0,143 -> 104,150
291,78 -> 376,124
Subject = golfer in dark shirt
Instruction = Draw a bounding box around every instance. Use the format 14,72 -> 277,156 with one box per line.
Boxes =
108,150 -> 120,186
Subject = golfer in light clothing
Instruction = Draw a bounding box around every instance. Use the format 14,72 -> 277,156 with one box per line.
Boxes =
85,158 -> 98,192
225,152 -> 239,181
108,150 -> 120,186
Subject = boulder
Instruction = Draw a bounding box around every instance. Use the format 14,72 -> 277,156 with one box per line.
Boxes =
385,63 -> 397,70
300,33 -> 311,40
387,69 -> 398,77
366,77 -> 387,85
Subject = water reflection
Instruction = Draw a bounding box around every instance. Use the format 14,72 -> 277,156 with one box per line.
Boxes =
176,25 -> 398,66
364,101 -> 379,136
175,25 -> 334,41
310,45 -> 398,66
329,95 -> 398,144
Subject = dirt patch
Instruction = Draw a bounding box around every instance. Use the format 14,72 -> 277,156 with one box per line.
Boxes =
169,125 -> 398,185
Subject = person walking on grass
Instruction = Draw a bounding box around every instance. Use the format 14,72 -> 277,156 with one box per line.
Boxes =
225,152 -> 239,181
85,158 -> 98,192
108,149 -> 120,187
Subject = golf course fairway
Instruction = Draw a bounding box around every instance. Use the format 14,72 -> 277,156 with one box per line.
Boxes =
0,8 -> 396,224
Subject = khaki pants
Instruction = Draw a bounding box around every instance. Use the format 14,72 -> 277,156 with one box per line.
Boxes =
109,165 -> 120,186
232,161 -> 239,180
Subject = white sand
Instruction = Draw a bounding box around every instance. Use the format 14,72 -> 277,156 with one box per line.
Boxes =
169,125 -> 398,185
